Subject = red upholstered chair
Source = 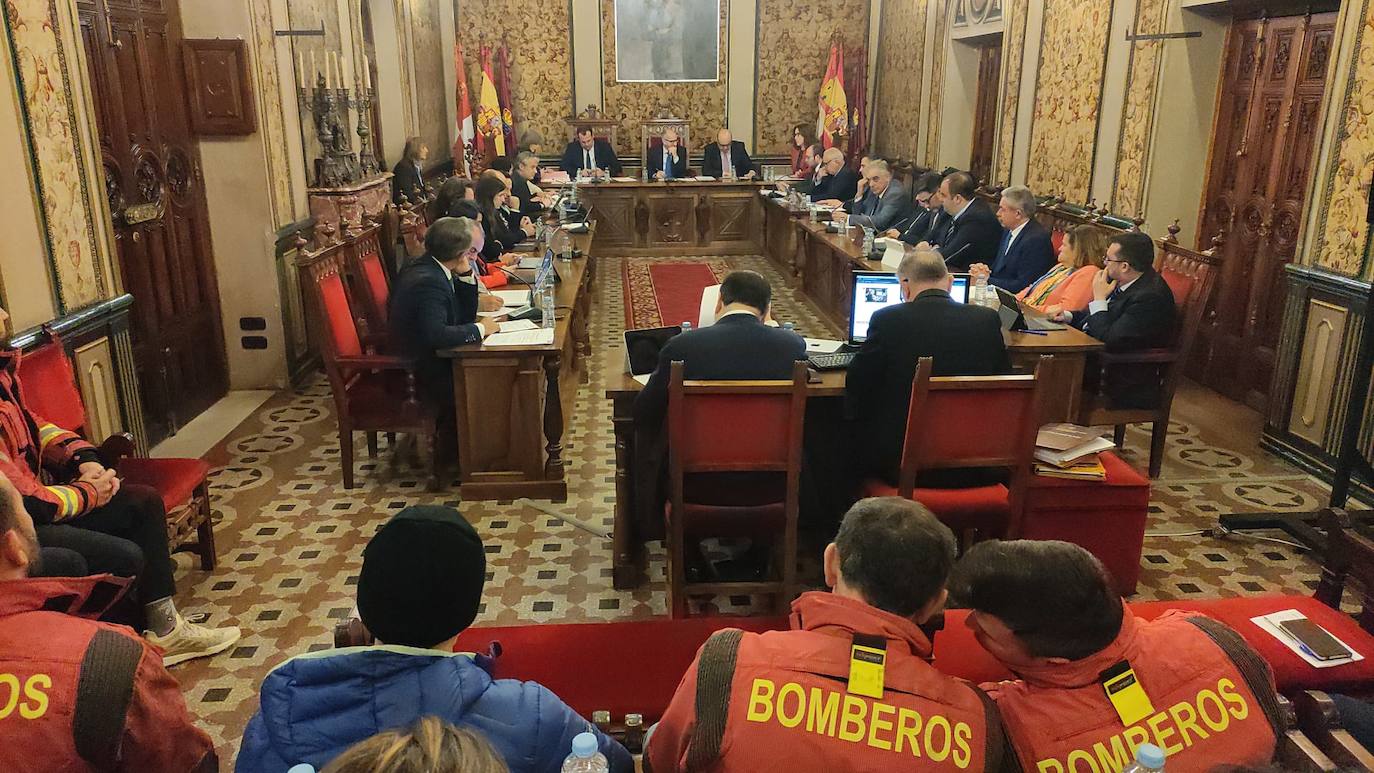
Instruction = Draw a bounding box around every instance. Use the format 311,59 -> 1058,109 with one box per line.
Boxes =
1050,227 -> 1066,255
17,333 -> 216,568
343,221 -> 391,345
861,357 -> 1047,540
1076,248 -> 1216,477
300,242 -> 439,490
665,361 -> 808,618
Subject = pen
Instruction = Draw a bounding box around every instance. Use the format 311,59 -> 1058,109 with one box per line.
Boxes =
1018,329 -> 1050,336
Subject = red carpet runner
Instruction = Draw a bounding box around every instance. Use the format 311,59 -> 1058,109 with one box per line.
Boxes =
622,259 -> 731,329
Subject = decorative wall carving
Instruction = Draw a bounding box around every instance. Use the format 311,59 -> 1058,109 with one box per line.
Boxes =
3,0 -> 111,311
754,0 -> 870,154
925,0 -> 950,165
1024,0 -> 1113,201
1109,0 -> 1166,216
600,0 -> 726,158
248,0 -> 297,227
183,39 -> 258,135
410,0 -> 448,160
457,0 -> 572,154
992,0 -> 1028,184
873,0 -> 927,161
1311,0 -> 1374,277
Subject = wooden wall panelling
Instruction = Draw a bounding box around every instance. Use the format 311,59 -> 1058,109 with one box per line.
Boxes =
754,0 -> 870,155
73,335 -> 121,441
1290,298 -> 1348,445
183,38 -> 258,135
599,0 -> 727,158
873,0 -> 927,162
992,0 -> 1029,184
1023,0 -> 1113,201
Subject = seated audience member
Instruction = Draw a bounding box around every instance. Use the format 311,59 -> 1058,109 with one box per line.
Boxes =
646,127 -> 689,180
950,540 -> 1282,771
323,717 -> 508,773
922,171 -> 1001,270
701,128 -> 756,180
788,124 -> 816,176
428,177 -> 476,222
1050,232 -> 1177,408
238,506 -> 632,773
392,136 -> 428,204
510,152 -> 551,215
884,171 -> 945,245
808,148 -> 860,203
1017,224 -> 1109,313
647,496 -> 1014,772
388,217 -> 500,410
845,250 -> 1011,483
0,470 -> 218,772
633,270 -> 805,429
0,306 -> 240,664
834,159 -> 913,232
968,185 -> 1056,293
560,125 -> 622,178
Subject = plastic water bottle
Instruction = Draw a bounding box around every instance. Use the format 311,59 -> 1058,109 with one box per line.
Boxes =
561,732 -> 609,773
1121,743 -> 1165,773
681,321 -> 692,334
862,227 -> 875,256
973,272 -> 990,307
782,322 -> 794,331
541,283 -> 556,330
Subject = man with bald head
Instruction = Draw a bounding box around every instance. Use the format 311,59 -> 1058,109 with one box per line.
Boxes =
646,127 -> 689,180
700,128 -> 755,180
808,147 -> 859,203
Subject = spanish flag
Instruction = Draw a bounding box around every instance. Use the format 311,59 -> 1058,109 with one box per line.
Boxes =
476,45 -> 505,157
817,41 -> 847,149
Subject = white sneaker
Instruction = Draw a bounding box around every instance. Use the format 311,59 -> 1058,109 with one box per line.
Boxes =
145,615 -> 241,666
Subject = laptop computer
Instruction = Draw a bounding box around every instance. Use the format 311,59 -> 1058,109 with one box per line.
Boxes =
808,272 -> 972,370
623,326 -> 684,379
993,286 -> 1067,332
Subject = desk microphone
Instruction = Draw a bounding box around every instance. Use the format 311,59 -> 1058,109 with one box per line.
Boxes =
941,242 -> 971,266
494,266 -> 543,322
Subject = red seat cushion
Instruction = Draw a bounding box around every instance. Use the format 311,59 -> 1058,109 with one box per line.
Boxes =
934,595 -> 1374,694
117,457 -> 210,511
18,340 -> 87,434
452,616 -> 789,721
1025,451 -> 1150,509
860,478 -> 1010,532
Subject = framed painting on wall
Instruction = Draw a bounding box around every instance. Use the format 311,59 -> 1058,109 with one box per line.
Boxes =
614,0 -> 720,82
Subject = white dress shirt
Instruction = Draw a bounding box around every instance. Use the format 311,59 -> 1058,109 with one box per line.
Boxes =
1088,275 -> 1139,315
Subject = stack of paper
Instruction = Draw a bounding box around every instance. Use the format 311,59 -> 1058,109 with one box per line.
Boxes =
612,176 -> 636,183
483,328 -> 554,347
804,338 -> 844,353
1034,457 -> 1107,480
692,176 -> 716,181
491,289 -> 531,306
1033,423 -> 1115,472
498,319 -> 538,333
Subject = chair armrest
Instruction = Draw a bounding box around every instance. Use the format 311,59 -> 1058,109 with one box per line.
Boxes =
98,432 -> 137,470
1098,349 -> 1177,365
336,353 -> 418,371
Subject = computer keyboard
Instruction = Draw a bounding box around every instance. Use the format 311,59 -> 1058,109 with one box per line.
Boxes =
808,351 -> 857,371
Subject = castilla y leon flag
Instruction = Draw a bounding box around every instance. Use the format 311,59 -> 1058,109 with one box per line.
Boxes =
452,39 -> 475,175
817,40 -> 847,149
476,44 -> 505,157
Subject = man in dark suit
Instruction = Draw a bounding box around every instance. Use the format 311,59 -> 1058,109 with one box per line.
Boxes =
510,152 -> 552,216
560,125 -> 622,178
388,217 -> 500,408
645,127 -> 689,180
699,129 -> 756,180
922,170 -> 1002,271
968,185 -> 1057,293
845,249 -> 1012,483
1053,232 -> 1177,408
834,160 -> 914,232
808,148 -> 860,203
884,171 -> 945,245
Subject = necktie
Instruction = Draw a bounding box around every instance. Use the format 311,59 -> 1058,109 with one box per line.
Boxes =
994,231 -> 1012,272
1107,285 -> 1124,303
721,147 -> 733,179
664,149 -> 675,179
585,149 -> 593,171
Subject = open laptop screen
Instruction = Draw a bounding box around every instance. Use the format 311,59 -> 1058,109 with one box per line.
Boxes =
850,272 -> 904,343
950,274 -> 970,304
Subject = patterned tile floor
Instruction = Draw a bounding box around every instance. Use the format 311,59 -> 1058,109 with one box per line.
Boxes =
166,254 -> 1361,764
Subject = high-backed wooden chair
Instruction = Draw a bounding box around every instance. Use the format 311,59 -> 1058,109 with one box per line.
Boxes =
665,361 -> 808,618
1314,508 -> 1374,634
343,220 -> 391,345
640,110 -> 691,177
18,332 -> 217,568
399,206 -> 428,259
1075,246 -> 1217,477
564,104 -> 618,149
861,357 -> 1047,541
298,240 -> 438,490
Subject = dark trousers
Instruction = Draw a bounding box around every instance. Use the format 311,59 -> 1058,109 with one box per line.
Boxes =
35,484 -> 174,601
34,547 -> 89,578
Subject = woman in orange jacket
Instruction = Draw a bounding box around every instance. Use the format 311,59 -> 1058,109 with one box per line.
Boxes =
1017,223 -> 1110,314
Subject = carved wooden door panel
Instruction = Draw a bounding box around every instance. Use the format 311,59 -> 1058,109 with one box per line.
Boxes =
1193,13 -> 1334,411
970,41 -> 1002,184
77,0 -> 227,444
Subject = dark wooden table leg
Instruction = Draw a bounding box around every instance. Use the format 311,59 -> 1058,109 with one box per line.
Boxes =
542,354 -> 565,480
611,393 -> 646,589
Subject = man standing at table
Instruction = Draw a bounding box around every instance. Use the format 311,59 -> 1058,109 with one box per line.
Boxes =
646,127 -> 689,180
560,125 -> 622,178
700,128 -> 756,180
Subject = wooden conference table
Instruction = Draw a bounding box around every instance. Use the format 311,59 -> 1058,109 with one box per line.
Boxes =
437,230 -> 594,501
602,191 -> 1104,588
557,178 -> 769,256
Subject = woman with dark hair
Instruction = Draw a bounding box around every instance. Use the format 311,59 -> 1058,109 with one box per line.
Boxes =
788,125 -> 816,176
428,177 -> 475,222
474,175 -> 523,263
392,137 -> 428,204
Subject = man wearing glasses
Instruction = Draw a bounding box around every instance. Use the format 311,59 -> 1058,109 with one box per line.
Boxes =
646,127 -> 689,180
1051,231 -> 1177,408
832,159 -> 913,233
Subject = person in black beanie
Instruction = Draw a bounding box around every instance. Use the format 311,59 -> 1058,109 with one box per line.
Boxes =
239,506 -> 633,773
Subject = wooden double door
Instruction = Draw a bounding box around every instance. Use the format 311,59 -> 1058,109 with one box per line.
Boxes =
77,0 -> 227,443
970,41 -> 1002,185
1194,13 -> 1335,410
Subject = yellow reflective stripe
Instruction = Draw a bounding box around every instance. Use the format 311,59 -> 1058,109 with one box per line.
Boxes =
37,423 -> 71,453
44,485 -> 80,519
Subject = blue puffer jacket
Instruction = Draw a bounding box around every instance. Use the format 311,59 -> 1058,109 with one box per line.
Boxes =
236,646 -> 632,773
